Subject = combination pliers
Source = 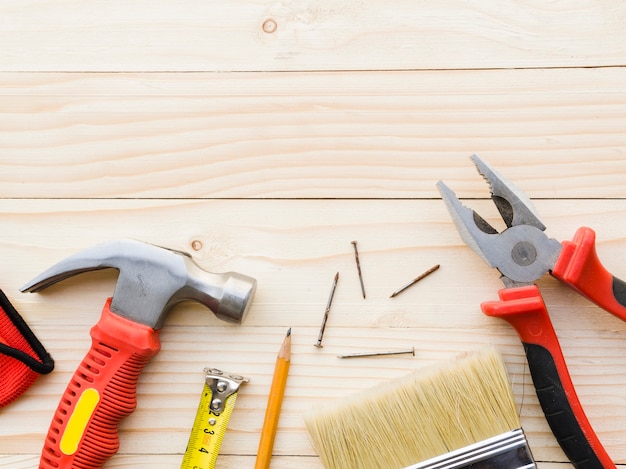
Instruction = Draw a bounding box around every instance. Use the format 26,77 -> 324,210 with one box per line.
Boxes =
438,155 -> 624,469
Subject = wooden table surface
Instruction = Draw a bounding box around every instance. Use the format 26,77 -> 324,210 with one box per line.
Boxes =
2,2 -> 626,467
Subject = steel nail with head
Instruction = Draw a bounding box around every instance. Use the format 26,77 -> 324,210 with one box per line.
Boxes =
315,272 -> 339,348
351,241 -> 366,299
337,347 -> 415,359
390,264 -> 440,298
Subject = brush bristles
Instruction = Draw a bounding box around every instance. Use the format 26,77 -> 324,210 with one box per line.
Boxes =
304,347 -> 521,469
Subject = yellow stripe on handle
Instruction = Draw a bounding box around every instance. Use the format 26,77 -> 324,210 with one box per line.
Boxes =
60,388 -> 100,455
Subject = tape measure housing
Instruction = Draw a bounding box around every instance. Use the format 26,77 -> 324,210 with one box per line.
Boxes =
180,368 -> 249,469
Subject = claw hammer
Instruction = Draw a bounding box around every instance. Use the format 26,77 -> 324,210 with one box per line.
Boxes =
21,239 -> 257,469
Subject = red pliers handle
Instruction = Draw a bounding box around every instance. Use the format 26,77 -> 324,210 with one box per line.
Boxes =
553,227 -> 626,321
482,283 -> 615,469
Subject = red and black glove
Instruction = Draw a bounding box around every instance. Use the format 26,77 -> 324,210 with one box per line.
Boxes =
0,288 -> 54,408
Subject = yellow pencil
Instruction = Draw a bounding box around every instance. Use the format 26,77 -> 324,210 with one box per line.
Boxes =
254,328 -> 292,469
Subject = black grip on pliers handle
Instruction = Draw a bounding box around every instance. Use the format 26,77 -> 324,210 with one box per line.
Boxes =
481,285 -> 615,469
523,343 -> 604,469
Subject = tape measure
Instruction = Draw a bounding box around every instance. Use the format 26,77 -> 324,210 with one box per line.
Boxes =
180,367 -> 249,469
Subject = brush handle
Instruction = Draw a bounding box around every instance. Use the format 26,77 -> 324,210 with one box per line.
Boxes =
481,285 -> 615,469
40,299 -> 161,469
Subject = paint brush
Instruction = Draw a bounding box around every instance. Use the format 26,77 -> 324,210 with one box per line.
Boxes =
304,347 -> 535,469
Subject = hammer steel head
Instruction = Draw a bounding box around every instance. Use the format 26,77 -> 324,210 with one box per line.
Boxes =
20,239 -> 257,330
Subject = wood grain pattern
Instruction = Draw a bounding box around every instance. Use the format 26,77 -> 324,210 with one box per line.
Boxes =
2,0 -> 626,467
1,69 -> 626,199
1,1 -> 626,72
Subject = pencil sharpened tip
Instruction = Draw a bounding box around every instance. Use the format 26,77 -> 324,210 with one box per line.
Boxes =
286,327 -> 292,337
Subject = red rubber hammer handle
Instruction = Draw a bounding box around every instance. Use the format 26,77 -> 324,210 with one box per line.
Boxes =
40,299 -> 161,469
482,286 -> 614,469
553,226 -> 626,322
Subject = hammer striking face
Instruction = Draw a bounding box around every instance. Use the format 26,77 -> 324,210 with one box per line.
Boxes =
21,239 -> 257,469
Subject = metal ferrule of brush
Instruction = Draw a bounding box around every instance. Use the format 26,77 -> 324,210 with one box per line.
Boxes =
402,429 -> 536,469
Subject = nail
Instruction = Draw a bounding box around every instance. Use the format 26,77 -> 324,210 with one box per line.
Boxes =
315,272 -> 339,348
351,241 -> 366,299
390,264 -> 440,298
337,347 -> 415,359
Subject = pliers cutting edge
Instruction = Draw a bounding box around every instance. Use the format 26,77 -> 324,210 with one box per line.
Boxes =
438,155 -> 623,469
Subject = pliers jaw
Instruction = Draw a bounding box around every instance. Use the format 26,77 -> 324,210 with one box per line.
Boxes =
469,155 -> 546,231
438,155 -> 562,288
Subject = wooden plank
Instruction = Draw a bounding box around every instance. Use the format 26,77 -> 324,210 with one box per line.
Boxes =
3,1 -> 626,467
0,455 -> 324,469
1,1 -> 626,72
1,68 -> 626,199
0,455 -> 582,468
0,199 -> 626,466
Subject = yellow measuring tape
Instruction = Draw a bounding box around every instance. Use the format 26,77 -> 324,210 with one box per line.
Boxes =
180,368 -> 249,469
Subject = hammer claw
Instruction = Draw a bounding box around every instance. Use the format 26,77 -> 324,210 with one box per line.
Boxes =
20,241 -> 129,293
